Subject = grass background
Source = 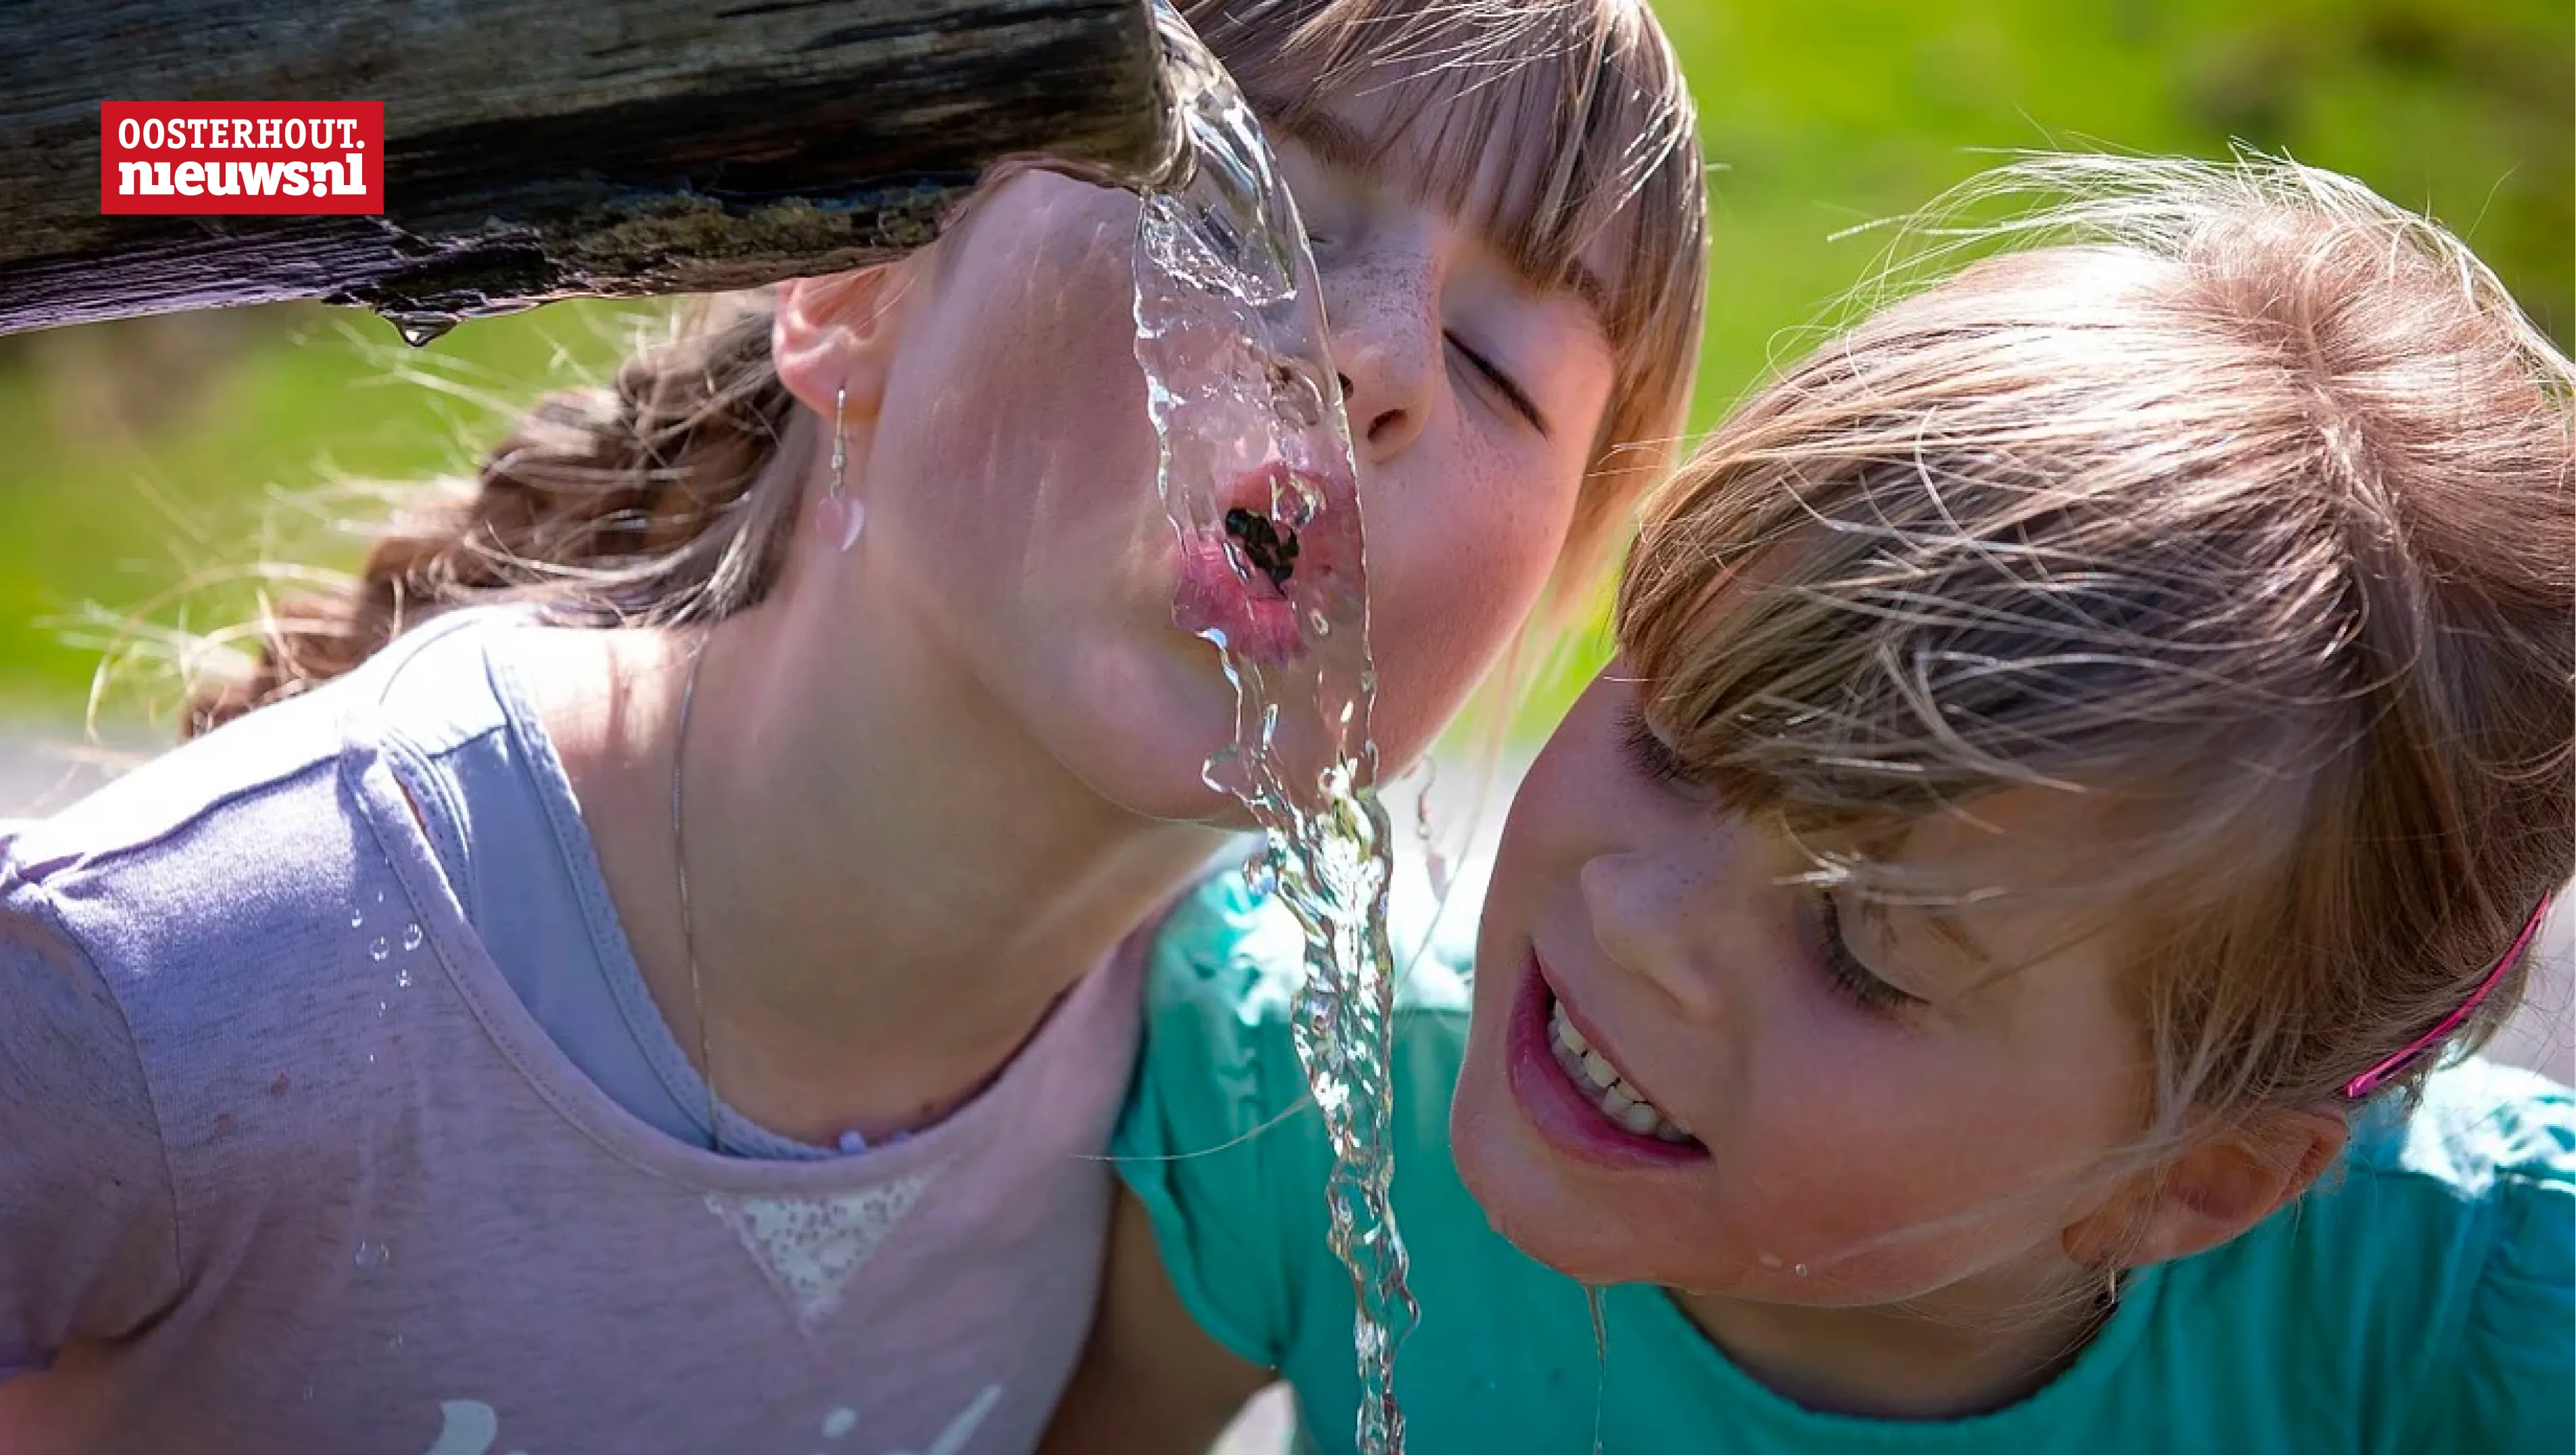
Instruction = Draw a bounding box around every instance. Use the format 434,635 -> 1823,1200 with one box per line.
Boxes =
0,0 -> 2566,740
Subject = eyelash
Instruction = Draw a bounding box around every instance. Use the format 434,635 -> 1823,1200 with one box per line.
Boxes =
1617,705 -> 1686,786
1617,703 -> 1921,1017
1446,332 -> 1548,434
1813,896 -> 1922,1017
1298,218 -> 1548,436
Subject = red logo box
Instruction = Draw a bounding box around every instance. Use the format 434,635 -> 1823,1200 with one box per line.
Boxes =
101,101 -> 383,216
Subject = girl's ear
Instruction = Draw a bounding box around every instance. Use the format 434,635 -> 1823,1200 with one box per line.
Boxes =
2066,1107 -> 2349,1272
774,262 -> 916,424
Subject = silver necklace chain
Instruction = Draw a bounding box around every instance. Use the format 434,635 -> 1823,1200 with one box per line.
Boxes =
671,636 -> 723,1153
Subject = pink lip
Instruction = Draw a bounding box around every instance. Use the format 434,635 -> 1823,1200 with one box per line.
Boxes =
1168,463 -> 1357,667
1505,947 -> 1710,1170
1174,532 -> 1303,665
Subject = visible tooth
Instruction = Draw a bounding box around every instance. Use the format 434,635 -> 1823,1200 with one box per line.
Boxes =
1557,1009 -> 1589,1054
1620,1102 -> 1662,1135
1598,1086 -> 1637,1117
1654,1125 -> 1693,1144
1581,1050 -> 1617,1088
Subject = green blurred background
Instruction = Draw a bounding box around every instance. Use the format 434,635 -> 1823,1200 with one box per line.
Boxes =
0,0 -> 2566,742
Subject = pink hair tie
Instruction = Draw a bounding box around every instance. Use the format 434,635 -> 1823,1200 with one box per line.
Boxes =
2344,894 -> 2556,1100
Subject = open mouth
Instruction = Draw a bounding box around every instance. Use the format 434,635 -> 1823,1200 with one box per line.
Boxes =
1223,506 -> 1300,589
1505,949 -> 1709,1167
1169,462 -> 1349,666
1545,998 -> 1696,1144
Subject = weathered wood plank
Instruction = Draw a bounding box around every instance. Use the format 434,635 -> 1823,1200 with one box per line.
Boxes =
0,0 -> 1178,335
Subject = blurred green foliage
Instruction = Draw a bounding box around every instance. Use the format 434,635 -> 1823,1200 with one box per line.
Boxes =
0,0 -> 2565,738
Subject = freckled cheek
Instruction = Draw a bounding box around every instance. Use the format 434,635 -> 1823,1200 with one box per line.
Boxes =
1727,1059 -> 2086,1264
1359,490 -> 1558,752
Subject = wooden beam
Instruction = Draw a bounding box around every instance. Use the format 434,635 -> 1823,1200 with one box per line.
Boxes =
0,0 -> 1178,336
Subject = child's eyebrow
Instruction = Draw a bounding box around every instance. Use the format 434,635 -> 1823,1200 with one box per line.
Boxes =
1284,110 -> 1615,320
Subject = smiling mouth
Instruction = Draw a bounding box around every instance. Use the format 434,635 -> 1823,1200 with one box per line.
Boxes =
1546,997 -> 1698,1144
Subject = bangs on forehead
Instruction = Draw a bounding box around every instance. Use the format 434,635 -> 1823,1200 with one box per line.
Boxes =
1186,0 -> 1696,333
1184,0 -> 1707,603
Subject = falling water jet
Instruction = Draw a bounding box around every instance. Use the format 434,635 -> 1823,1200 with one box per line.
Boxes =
1132,1 -> 1416,1449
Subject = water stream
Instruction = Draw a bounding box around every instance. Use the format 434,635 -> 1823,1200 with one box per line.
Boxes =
1133,3 -> 1417,1450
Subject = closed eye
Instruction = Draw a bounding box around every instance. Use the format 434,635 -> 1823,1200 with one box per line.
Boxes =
1618,704 -> 1687,786
1813,895 -> 1927,1017
1447,332 -> 1549,437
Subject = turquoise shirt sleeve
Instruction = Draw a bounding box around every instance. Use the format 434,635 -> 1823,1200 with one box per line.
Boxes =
1112,873 -> 1331,1370
2392,1066 -> 2573,1454
1113,869 -> 1482,1381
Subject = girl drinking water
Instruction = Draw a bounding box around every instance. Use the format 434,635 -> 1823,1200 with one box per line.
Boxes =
0,3 -> 1709,1450
1056,154 -> 2573,1454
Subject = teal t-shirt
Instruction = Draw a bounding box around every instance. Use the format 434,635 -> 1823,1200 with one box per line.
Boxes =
1118,877 -> 2575,1454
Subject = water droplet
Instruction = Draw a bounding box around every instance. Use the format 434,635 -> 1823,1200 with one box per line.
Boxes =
376,999 -> 388,1017
354,1241 -> 390,1269
1792,1262 -> 1810,1278
386,1332 -> 405,1352
369,936 -> 389,962
402,923 -> 424,952
382,311 -> 457,348
350,909 -> 365,928
1757,1252 -> 1783,1269
397,967 -> 414,989
823,1408 -> 858,1438
1306,609 -> 1331,637
367,1052 -> 377,1066
302,1384 -> 315,1402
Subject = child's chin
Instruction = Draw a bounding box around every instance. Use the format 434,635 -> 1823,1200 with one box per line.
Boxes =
1450,1072 -> 1637,1286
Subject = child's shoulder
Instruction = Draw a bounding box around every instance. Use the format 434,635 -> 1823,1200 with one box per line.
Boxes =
1134,865 -> 1475,1142
1146,861 -> 1477,1024
3,610 -> 515,942
2347,1055 -> 2575,1195
0,627 -> 481,1094
1115,865 -> 1493,1373
7,688 -> 349,886
2147,1058 -> 2571,1451
2213,1056 -> 2573,1307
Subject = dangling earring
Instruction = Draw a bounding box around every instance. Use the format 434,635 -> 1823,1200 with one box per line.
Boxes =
815,382 -> 865,553
2102,1264 -> 2123,1308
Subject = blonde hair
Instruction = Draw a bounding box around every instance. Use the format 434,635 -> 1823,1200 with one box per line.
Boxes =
186,0 -> 1707,736
1618,154 -> 2573,1148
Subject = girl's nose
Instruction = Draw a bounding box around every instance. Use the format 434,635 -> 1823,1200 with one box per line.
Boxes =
1325,256 -> 1439,463
1578,847 -> 1729,1025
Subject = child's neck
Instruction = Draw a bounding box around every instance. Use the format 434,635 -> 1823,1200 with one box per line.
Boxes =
1669,1273 -> 2114,1423
537,599 -> 1228,1148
